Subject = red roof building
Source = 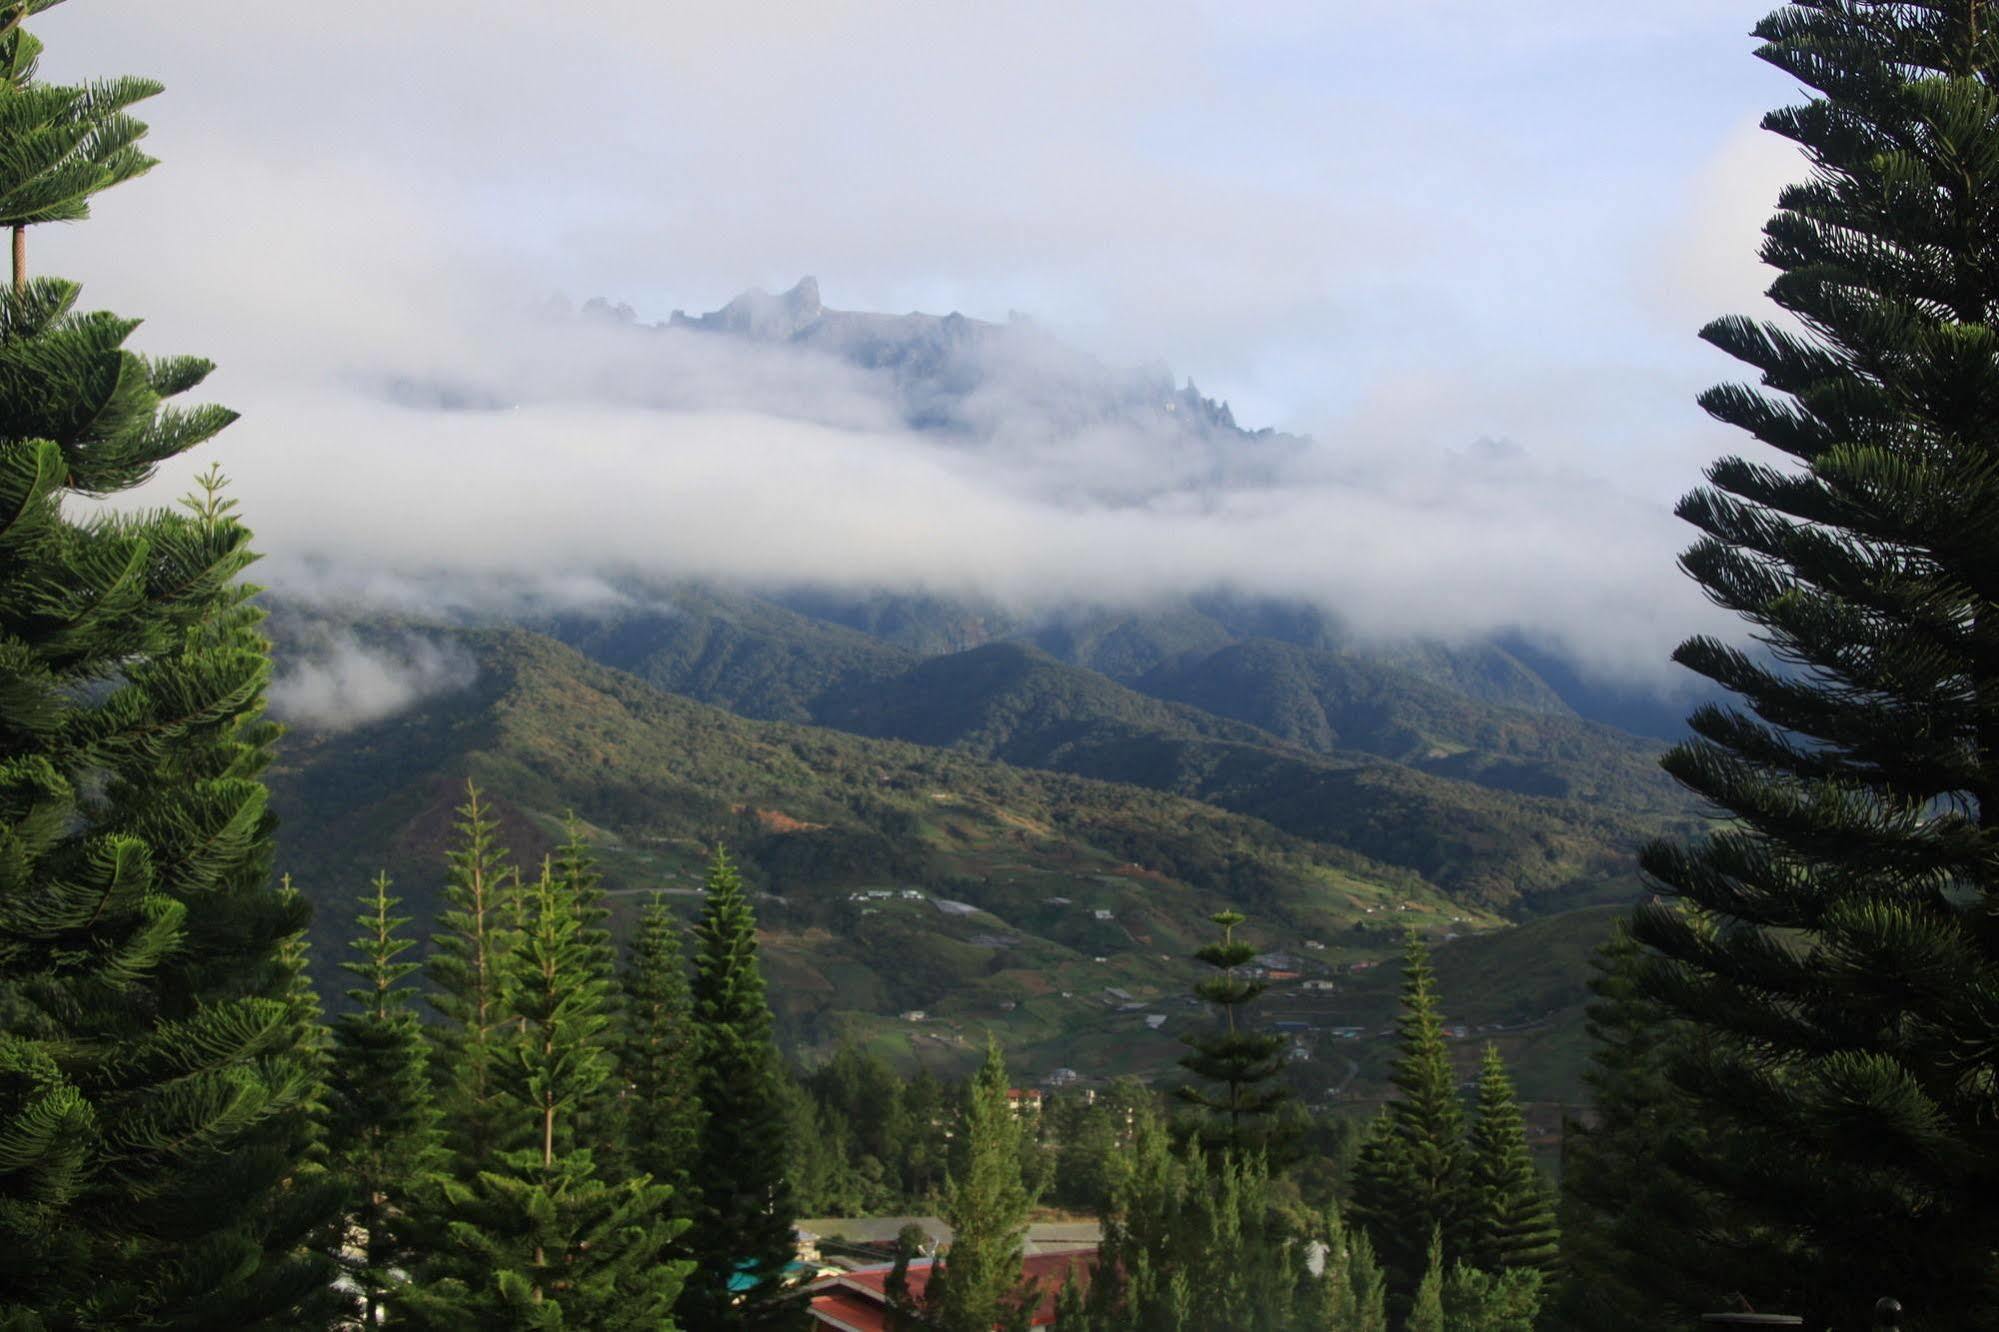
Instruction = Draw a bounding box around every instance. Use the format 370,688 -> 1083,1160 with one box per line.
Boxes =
807,1251 -> 1097,1331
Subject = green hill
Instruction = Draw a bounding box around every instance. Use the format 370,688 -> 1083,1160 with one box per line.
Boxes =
1135,637 -> 1687,816
807,641 -> 1675,912
265,626 -> 1502,1081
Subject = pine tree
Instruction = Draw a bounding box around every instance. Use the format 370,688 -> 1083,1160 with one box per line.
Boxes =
551,816 -> 618,1161
1174,909 -> 1290,1162
1441,1263 -> 1543,1332
614,894 -> 701,1210
400,860 -> 687,1329
1348,930 -> 1467,1299
683,845 -> 797,1328
929,1040 -> 1035,1332
1407,1229 -> 1448,1332
0,12 -> 334,1316
1083,1106 -> 1309,1332
327,872 -> 444,1329
1629,2 -> 1999,1320
1463,1045 -> 1558,1277
1347,1228 -> 1389,1332
0,1 -> 159,291
1551,926 -> 1723,1331
425,780 -> 520,1179
1311,1203 -> 1359,1327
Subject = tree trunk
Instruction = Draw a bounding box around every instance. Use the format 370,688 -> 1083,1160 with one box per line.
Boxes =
11,225 -> 23,295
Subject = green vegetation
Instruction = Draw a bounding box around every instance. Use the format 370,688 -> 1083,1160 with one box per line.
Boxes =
402,859 -> 687,1328
521,595 -> 1690,911
927,1041 -> 1035,1332
327,874 -> 443,1328
683,847 -> 796,1328
1176,909 -> 1291,1160
1349,933 -> 1469,1299
0,13 -> 335,1322
614,895 -> 701,1212
1623,2 -> 1999,1323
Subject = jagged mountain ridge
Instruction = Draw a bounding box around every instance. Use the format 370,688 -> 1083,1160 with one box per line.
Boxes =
584,276 -> 1303,465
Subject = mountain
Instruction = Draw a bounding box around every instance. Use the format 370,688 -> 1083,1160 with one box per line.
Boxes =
805,640 -> 1678,913
496,584 -> 1698,913
663,276 -> 1296,458
265,625 -> 1502,1078
1133,638 -> 1687,815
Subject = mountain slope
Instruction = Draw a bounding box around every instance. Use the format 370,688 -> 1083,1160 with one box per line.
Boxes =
1134,638 -> 1686,815
807,641 -> 1677,912
266,625 -> 1501,1076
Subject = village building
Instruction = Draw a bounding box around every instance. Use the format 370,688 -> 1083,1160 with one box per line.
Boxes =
807,1252 -> 1096,1331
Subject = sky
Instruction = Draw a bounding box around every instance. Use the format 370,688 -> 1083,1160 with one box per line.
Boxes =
34,2 -> 1812,692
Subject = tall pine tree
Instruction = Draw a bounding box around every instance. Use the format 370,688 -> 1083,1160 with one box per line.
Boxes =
683,845 -> 796,1329
1347,930 -> 1467,1301
928,1040 -> 1034,1332
1631,2 -> 1999,1320
327,872 -> 443,1329
425,780 -> 519,1180
1463,1044 -> 1558,1278
0,10 -> 334,1317
401,860 -> 687,1329
614,894 -> 701,1209
1174,909 -> 1290,1162
0,0 -> 158,292
1552,925 -> 1724,1331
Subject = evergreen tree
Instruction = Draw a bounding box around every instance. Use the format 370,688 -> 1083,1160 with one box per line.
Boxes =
554,813 -> 615,1007
550,816 -> 617,1160
1551,926 -> 1723,1331
1440,1263 -> 1543,1332
614,894 -> 701,1209
327,873 -> 444,1329
683,845 -> 796,1328
0,13 -> 334,1315
1174,909 -> 1290,1162
275,880 -> 333,1176
1347,1228 -> 1389,1332
0,1 -> 159,291
1407,1230 -> 1448,1332
1629,2 -> 1999,1320
929,1040 -> 1035,1332
1083,1106 -> 1309,1332
425,780 -> 519,1179
1462,1045 -> 1557,1277
400,860 -> 688,1329
1348,930 -> 1467,1299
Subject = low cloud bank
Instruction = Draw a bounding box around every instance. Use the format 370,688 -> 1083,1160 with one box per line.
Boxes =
267,631 -> 479,731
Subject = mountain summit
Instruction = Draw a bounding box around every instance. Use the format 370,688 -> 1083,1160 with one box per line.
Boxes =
664,277 -> 1290,451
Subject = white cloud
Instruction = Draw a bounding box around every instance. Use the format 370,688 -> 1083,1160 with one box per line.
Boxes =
27,2 -> 1804,694
267,631 -> 479,731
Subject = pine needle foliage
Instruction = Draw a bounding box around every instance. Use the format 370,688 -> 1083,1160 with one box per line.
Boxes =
1079,1106 -> 1313,1332
1463,1045 -> 1558,1277
0,11 -> 333,1319
1630,2 -> 1999,1321
399,860 -> 687,1329
1174,909 -> 1291,1162
613,894 -> 700,1211
1348,930 -> 1468,1299
425,780 -> 520,1178
1552,926 -> 1726,1330
928,1040 -> 1035,1332
0,1 -> 159,291
683,845 -> 797,1328
327,872 -> 443,1329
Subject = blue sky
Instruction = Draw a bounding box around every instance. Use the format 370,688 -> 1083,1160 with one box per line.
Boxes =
32,2 -> 1813,684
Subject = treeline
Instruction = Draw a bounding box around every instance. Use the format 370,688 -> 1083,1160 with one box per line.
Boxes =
316,788 -> 798,1327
